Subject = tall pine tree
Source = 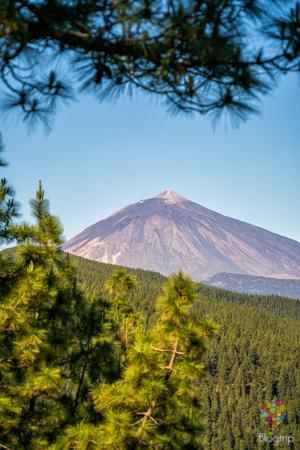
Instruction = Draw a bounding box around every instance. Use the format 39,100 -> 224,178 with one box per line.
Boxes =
90,271 -> 216,449
106,268 -> 138,352
0,135 -> 19,290
0,181 -> 117,449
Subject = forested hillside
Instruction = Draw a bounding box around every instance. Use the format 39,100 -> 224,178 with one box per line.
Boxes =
71,254 -> 300,449
72,255 -> 300,321
2,243 -> 299,448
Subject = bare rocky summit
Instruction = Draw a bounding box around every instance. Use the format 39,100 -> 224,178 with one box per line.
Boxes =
64,189 -> 300,281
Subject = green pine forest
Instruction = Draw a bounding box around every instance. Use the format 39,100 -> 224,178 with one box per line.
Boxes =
72,256 -> 300,449
1,143 -> 299,449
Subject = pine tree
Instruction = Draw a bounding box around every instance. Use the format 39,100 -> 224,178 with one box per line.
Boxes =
0,135 -> 19,289
106,268 -> 138,352
90,271 -> 216,449
1,1 -> 299,127
0,182 -> 116,449
0,135 -> 19,241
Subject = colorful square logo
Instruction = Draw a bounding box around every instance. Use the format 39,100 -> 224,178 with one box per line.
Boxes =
260,399 -> 287,435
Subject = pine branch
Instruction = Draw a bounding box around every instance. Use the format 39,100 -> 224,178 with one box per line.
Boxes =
165,338 -> 180,381
151,345 -> 185,355
134,400 -> 156,443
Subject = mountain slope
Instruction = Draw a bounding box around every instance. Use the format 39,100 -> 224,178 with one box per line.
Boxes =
64,189 -> 300,281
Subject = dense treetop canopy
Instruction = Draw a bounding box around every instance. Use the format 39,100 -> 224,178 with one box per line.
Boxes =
0,0 -> 299,128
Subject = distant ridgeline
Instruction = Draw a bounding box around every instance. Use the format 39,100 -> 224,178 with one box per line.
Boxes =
72,254 -> 300,449
206,272 -> 300,300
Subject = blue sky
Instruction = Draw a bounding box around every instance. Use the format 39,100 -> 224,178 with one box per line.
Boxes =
1,73 -> 299,242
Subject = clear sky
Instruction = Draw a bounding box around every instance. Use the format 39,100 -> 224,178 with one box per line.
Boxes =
1,73 -> 299,242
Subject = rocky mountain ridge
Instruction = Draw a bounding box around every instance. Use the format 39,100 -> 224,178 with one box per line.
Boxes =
205,272 -> 300,299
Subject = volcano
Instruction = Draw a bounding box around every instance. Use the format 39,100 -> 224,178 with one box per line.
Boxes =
64,190 -> 300,281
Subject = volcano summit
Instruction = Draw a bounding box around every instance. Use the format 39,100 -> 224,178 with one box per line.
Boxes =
64,190 -> 300,281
